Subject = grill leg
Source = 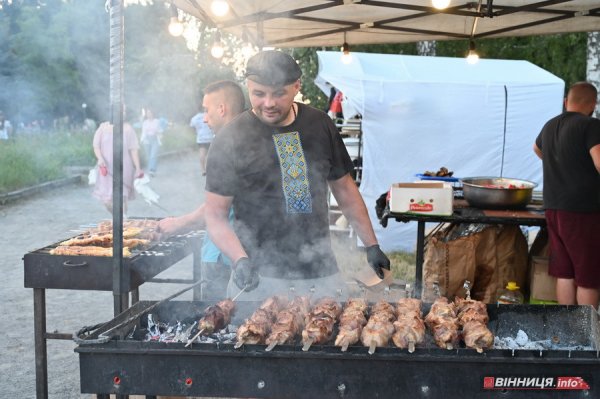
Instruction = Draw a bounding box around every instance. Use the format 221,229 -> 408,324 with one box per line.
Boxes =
131,288 -> 139,304
193,245 -> 202,301
415,221 -> 425,299
33,288 -> 48,399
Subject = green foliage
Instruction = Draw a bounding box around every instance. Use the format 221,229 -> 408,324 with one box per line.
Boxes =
0,124 -> 196,194
287,34 -> 587,107
0,130 -> 96,193
436,34 -> 588,92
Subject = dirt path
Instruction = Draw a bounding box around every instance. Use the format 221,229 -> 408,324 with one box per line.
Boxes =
0,151 -> 207,398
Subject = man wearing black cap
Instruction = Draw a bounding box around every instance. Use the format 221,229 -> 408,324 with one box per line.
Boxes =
205,50 -> 390,300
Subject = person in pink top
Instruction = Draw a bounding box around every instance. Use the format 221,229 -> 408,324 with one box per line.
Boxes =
141,108 -> 162,176
93,116 -> 142,218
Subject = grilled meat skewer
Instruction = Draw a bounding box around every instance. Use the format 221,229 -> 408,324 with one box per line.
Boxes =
455,297 -> 494,352
334,298 -> 368,350
424,297 -> 459,349
301,297 -> 341,350
361,301 -> 396,354
198,299 -> 237,335
236,296 -> 288,346
392,299 -> 426,352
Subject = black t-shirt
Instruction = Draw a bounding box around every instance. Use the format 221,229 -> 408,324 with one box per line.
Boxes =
535,111 -> 600,212
205,103 -> 354,278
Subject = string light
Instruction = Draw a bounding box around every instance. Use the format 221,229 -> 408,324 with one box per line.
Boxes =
211,1 -> 230,17
467,40 -> 479,64
211,31 -> 224,58
432,0 -> 451,9
168,4 -> 184,37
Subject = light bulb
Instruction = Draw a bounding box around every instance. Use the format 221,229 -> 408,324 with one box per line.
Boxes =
211,43 -> 224,58
341,42 -> 352,64
168,17 -> 184,37
466,40 -> 479,64
211,1 -> 229,16
341,52 -> 353,64
432,0 -> 451,9
467,52 -> 479,64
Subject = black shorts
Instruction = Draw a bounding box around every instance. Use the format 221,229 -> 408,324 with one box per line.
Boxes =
197,142 -> 211,150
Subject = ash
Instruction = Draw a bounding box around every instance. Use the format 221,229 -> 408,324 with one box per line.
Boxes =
126,313 -> 237,344
494,329 -> 593,351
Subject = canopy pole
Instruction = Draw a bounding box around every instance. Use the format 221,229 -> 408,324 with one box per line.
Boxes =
109,0 -> 128,317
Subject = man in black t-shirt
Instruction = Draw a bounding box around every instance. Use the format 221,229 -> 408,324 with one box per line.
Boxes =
534,82 -> 600,309
204,51 -> 390,300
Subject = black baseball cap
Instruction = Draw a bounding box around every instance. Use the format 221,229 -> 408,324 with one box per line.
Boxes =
245,51 -> 302,87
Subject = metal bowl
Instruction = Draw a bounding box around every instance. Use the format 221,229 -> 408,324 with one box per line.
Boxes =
460,177 -> 539,210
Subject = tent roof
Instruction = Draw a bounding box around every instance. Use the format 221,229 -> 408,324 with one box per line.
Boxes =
173,0 -> 600,47
315,51 -> 566,84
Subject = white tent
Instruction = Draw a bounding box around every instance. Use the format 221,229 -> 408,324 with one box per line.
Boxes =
315,51 -> 564,251
172,1 -> 600,48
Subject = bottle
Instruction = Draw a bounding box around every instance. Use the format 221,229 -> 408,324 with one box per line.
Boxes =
497,282 -> 524,305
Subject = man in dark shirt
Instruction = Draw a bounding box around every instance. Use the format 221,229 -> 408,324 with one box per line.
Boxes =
204,51 -> 390,300
534,82 -> 600,309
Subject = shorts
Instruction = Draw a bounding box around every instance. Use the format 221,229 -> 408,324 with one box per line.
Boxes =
197,142 -> 211,149
545,209 -> 600,289
201,261 -> 231,301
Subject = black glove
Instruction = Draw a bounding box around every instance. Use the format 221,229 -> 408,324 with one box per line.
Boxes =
232,257 -> 260,292
366,245 -> 391,279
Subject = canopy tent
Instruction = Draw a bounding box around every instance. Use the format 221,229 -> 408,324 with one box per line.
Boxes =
315,51 -> 564,251
172,0 -> 600,47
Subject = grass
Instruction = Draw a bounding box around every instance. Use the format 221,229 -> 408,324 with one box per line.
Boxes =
331,234 -> 416,283
0,125 -> 195,195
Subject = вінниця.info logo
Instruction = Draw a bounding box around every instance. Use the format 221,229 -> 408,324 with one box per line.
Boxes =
484,377 -> 590,390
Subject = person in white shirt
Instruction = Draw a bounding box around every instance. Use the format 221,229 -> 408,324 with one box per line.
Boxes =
0,111 -> 11,140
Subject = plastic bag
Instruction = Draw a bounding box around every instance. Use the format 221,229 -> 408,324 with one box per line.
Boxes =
88,166 -> 97,185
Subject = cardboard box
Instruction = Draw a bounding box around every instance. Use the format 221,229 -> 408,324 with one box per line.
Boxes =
529,256 -> 557,302
389,182 -> 453,216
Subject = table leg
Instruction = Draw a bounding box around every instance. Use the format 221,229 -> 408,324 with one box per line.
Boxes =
33,288 -> 48,399
193,245 -> 202,301
131,288 -> 140,305
415,221 -> 426,299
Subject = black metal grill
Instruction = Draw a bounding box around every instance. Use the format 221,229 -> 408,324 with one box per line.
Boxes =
76,300 -> 600,398
24,230 -> 204,291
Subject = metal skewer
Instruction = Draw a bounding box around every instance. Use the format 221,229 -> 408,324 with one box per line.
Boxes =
185,328 -> 206,348
433,281 -> 441,298
234,339 -> 246,349
341,341 -> 350,352
232,284 -> 249,302
368,341 -> 377,355
265,341 -> 278,352
408,341 -> 415,353
382,286 -> 390,300
302,337 -> 315,351
463,280 -> 471,300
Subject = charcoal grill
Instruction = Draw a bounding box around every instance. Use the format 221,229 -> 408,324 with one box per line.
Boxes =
76,300 -> 600,398
24,221 -> 204,399
24,229 -> 204,291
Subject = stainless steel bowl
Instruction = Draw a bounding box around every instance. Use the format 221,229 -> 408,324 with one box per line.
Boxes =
460,177 -> 539,209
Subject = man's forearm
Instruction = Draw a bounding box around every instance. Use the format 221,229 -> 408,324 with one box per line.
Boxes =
205,216 -> 248,264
